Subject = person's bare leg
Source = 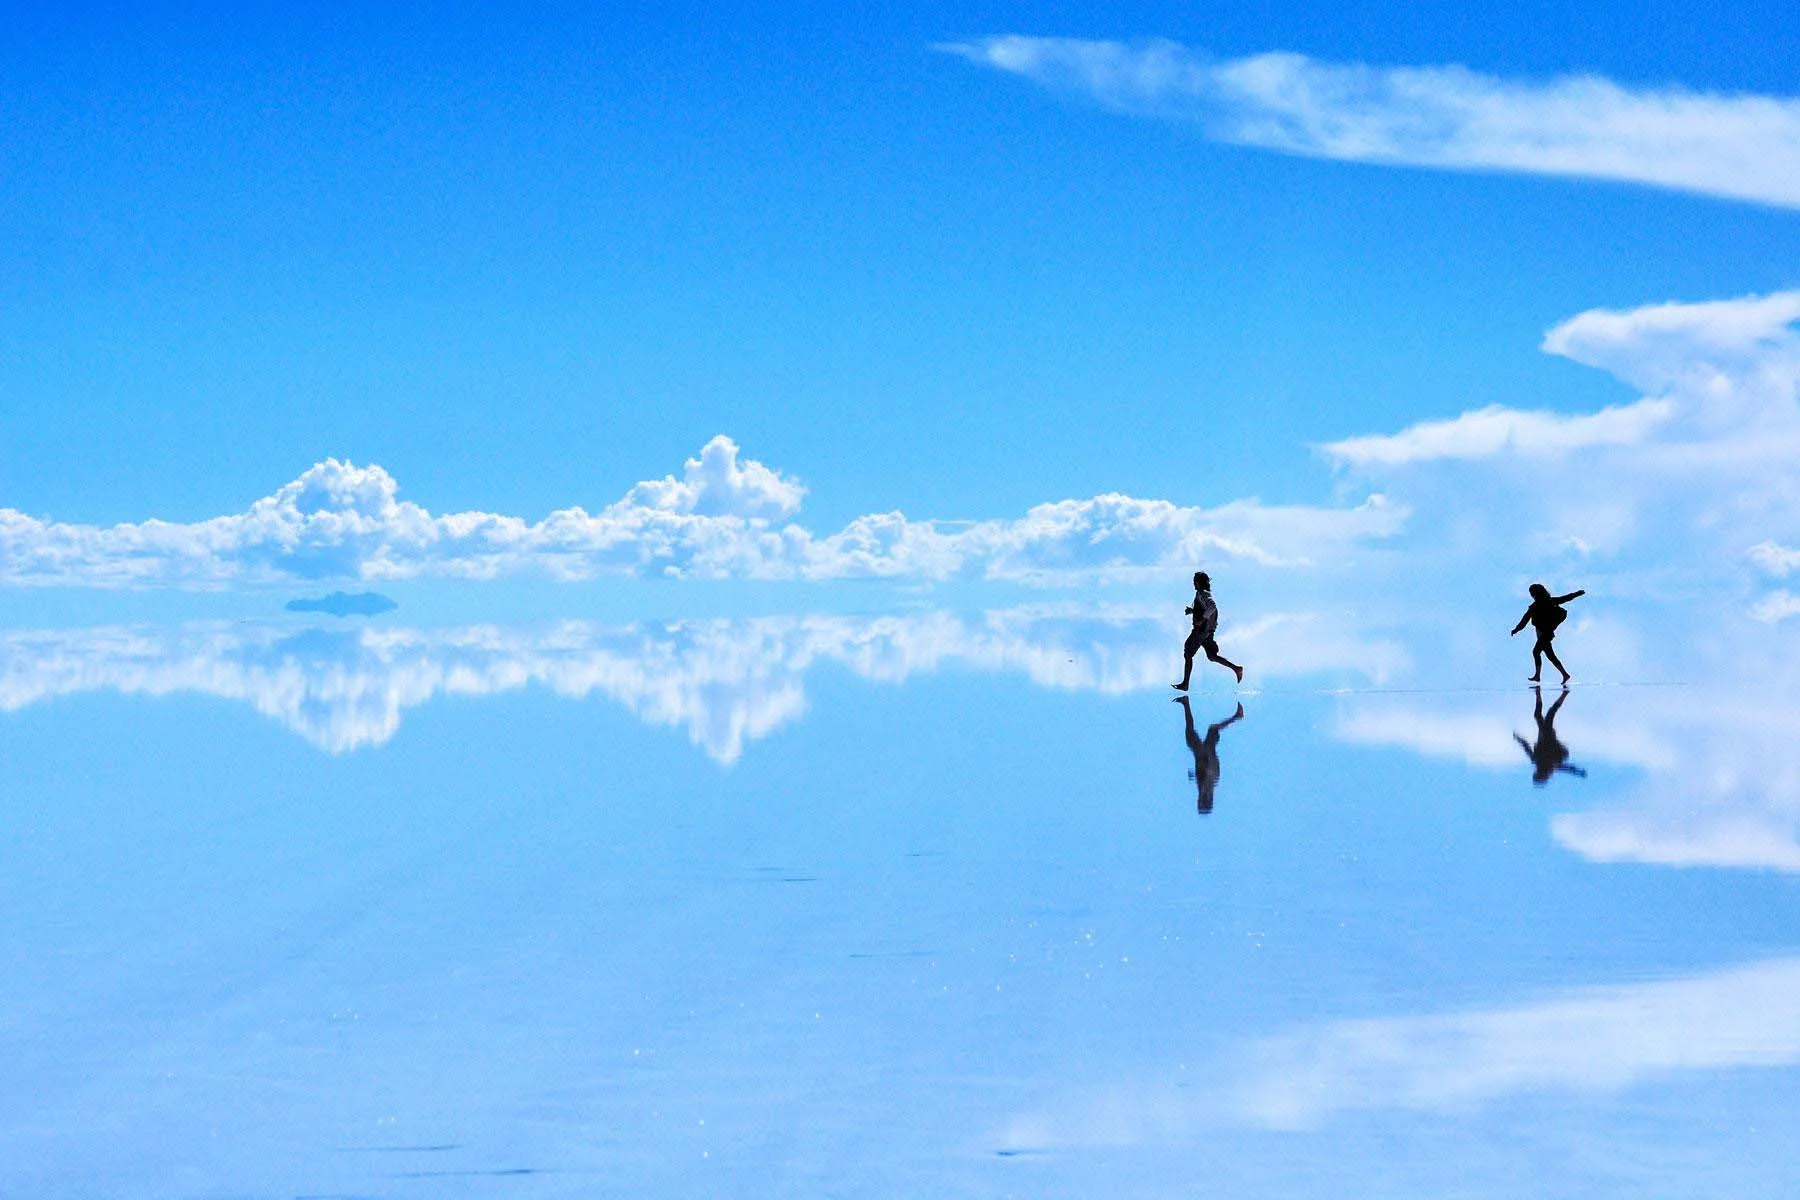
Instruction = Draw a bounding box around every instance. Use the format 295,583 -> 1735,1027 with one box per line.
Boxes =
1529,645 -> 1543,682
1207,646 -> 1245,684
1173,649 -> 1194,691
1543,644 -> 1570,683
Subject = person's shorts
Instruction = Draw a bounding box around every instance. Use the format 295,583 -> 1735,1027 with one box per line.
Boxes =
1185,629 -> 1219,657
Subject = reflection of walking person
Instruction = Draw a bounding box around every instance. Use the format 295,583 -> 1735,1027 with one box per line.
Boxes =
1173,571 -> 1243,691
1515,686 -> 1586,786
1510,583 -> 1585,683
1176,695 -> 1243,814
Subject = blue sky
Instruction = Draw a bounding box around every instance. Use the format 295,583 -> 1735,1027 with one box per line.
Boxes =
8,14 -> 1800,1189
6,0 -> 1800,545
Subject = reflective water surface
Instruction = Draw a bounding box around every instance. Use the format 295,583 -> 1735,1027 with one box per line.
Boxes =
3,604 -> 1798,1197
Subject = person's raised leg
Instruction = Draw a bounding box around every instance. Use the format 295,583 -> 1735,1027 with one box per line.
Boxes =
1207,645 -> 1245,685
1544,643 -> 1570,683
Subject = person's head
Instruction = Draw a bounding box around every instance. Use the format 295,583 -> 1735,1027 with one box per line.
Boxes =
1195,571 -> 1211,590
1529,582 -> 1549,600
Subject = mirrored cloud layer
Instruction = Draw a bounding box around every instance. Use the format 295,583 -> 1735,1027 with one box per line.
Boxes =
0,436 -> 1400,588
0,608 -> 1402,762
945,37 -> 1800,209
1006,955 -> 1800,1146
1335,668 -> 1800,872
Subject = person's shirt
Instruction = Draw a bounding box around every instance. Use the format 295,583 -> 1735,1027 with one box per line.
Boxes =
1522,599 -> 1565,636
1194,592 -> 1219,636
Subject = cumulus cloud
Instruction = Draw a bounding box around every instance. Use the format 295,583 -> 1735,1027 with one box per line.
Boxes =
0,436 -> 1400,589
943,37 -> 1800,209
0,607 -> 1402,761
619,435 -> 806,520
1317,290 -> 1800,577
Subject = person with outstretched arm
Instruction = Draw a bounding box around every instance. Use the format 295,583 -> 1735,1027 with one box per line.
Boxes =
1510,583 -> 1585,684
1173,571 -> 1243,691
1514,686 -> 1586,786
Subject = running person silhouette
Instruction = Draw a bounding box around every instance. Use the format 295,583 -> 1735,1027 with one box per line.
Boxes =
1510,583 -> 1586,683
1176,696 -> 1244,814
1173,571 -> 1243,691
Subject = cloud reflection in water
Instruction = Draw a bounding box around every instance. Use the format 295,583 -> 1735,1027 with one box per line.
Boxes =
0,607 -> 1401,763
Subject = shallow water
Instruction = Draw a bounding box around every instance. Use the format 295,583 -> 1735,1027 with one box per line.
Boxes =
2,608 -> 1798,1197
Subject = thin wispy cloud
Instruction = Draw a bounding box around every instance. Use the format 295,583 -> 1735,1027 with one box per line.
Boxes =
1323,399 -> 1673,466
1003,956 -> 1800,1142
942,37 -> 1800,209
0,436 -> 1401,589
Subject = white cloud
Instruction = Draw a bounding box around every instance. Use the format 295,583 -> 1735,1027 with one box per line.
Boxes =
1323,399 -> 1673,466
1750,541 -> 1800,578
619,434 -> 806,520
1318,290 -> 1800,573
944,37 -> 1800,209
0,607 -> 1402,762
0,436 -> 1400,589
1751,589 -> 1800,623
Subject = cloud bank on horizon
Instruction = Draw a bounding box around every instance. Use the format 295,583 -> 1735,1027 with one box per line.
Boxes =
0,435 -> 1401,588
9,293 -> 1800,613
942,37 -> 1800,209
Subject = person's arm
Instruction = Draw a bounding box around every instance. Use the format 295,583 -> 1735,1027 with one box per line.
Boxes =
1554,590 -> 1585,604
1516,733 -> 1534,760
1511,609 -> 1530,636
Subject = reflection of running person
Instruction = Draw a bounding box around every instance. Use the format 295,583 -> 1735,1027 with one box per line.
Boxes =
1173,572 -> 1243,691
1176,695 -> 1243,814
1510,583 -> 1585,683
1514,685 -> 1586,786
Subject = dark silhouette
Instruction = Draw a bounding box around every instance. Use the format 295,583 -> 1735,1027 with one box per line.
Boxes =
1176,695 -> 1243,814
1515,686 -> 1586,786
1510,583 -> 1585,683
1173,571 -> 1243,691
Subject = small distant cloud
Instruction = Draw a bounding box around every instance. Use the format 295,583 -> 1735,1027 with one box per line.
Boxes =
943,37 -> 1800,210
285,591 -> 399,617
1750,541 -> 1800,579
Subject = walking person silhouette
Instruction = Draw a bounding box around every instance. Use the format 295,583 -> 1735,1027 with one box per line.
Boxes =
1510,583 -> 1585,683
1173,571 -> 1243,691
1515,686 -> 1586,786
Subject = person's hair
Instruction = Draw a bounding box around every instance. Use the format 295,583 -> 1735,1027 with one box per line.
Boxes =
1529,582 -> 1549,599
1195,571 -> 1211,588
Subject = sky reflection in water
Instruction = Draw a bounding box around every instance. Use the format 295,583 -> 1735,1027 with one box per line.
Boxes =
2,603 -> 1797,1197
